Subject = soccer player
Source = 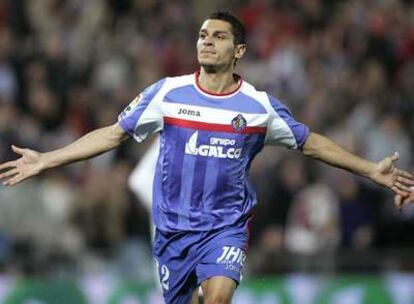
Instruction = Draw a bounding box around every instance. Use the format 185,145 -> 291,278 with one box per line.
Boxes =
1,11 -> 414,304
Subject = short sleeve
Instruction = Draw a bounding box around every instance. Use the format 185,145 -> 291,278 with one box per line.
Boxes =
118,78 -> 166,142
265,94 -> 310,149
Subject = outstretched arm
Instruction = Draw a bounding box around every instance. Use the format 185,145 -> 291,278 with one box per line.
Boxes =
0,122 -> 129,186
301,132 -> 414,197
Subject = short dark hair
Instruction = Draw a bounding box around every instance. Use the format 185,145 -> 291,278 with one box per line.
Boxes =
207,10 -> 246,45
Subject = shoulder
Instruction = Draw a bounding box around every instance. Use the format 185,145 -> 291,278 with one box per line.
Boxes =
239,80 -> 275,113
163,74 -> 194,91
240,81 -> 297,121
145,74 -> 194,98
245,81 -> 292,109
137,74 -> 193,103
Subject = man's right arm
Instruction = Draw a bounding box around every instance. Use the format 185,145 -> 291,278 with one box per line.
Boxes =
43,123 -> 128,168
0,122 -> 129,186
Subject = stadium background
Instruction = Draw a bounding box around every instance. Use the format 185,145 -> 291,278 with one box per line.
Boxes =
0,0 -> 413,303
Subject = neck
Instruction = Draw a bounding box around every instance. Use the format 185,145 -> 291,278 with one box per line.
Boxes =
198,66 -> 239,94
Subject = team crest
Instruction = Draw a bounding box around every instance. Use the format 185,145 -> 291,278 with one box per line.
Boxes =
231,114 -> 247,132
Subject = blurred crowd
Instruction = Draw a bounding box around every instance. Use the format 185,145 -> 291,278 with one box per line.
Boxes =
0,0 -> 413,278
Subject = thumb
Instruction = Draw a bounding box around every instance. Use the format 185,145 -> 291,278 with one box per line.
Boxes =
390,151 -> 399,163
11,145 -> 25,155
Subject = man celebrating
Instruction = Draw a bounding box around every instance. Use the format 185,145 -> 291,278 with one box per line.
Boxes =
1,11 -> 413,304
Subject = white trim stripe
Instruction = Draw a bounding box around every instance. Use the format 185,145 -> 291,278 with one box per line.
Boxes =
161,102 -> 269,127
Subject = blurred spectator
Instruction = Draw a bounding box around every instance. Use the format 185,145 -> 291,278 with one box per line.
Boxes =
285,182 -> 340,255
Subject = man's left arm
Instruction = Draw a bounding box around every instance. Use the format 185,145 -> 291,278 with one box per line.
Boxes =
301,132 -> 414,197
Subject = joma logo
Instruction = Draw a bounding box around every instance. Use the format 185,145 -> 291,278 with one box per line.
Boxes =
178,108 -> 201,117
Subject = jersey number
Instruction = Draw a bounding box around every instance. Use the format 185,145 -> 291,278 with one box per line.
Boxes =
160,264 -> 170,291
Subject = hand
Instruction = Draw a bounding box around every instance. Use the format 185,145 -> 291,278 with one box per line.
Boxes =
369,152 -> 414,197
394,187 -> 414,211
0,145 -> 45,186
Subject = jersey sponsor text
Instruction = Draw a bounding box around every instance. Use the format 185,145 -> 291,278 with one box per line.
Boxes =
185,132 -> 242,159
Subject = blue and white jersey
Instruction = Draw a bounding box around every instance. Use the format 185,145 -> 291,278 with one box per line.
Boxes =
118,72 -> 309,232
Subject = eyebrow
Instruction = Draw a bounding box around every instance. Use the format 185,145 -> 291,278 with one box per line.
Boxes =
199,29 -> 231,36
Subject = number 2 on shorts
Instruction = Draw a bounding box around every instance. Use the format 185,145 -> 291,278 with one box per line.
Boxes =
160,264 -> 170,290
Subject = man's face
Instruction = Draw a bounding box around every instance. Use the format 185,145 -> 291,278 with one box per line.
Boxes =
197,19 -> 244,71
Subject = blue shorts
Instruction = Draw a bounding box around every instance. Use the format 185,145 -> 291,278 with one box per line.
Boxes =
152,217 -> 251,304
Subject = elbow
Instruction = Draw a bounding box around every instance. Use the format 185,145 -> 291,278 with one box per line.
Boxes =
301,132 -> 323,158
105,124 -> 128,148
301,145 -> 316,158
301,145 -> 313,157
